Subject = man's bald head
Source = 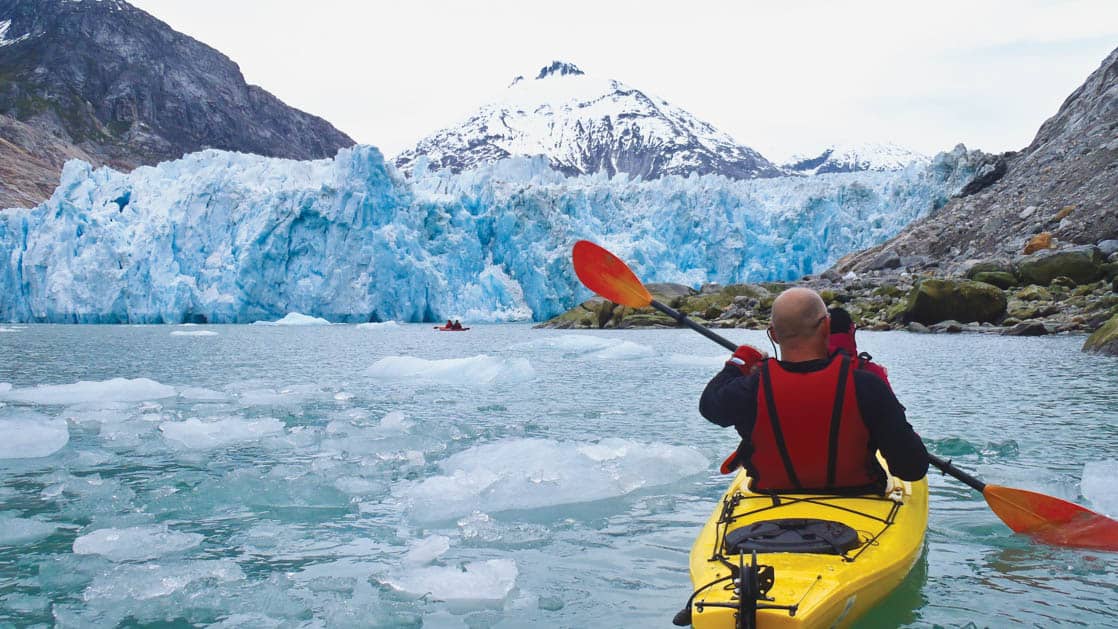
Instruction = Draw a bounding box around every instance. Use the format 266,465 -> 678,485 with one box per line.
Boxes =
770,288 -> 828,345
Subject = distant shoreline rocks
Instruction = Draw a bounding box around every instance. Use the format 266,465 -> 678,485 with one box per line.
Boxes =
537,243 -> 1118,357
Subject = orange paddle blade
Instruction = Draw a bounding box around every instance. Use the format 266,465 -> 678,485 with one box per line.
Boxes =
984,484 -> 1118,551
571,240 -> 653,308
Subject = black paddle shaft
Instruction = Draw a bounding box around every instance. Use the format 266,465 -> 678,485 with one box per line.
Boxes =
928,453 -> 987,493
649,299 -> 739,352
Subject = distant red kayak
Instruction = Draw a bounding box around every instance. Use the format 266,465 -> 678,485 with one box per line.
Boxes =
434,326 -> 470,331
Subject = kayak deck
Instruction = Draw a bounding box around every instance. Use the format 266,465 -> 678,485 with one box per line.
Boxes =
687,465 -> 928,628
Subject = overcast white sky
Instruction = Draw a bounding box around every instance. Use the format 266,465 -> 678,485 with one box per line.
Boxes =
130,0 -> 1118,162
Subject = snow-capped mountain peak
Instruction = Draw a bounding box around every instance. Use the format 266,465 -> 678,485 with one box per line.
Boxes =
395,62 -> 781,180
536,60 -> 585,79
783,142 -> 929,175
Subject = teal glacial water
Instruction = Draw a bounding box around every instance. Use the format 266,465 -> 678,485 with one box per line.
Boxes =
0,323 -> 1116,627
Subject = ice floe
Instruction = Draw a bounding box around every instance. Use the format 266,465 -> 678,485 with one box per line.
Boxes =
588,340 -> 656,360
383,558 -> 518,601
160,417 -> 284,449
368,355 -> 535,385
0,412 -> 69,458
399,437 -> 707,520
1082,459 -> 1118,517
170,330 -> 218,336
0,378 -> 175,405
73,525 -> 203,561
356,321 -> 400,330
82,560 -> 244,601
253,313 -> 331,326
405,534 -> 451,565
0,517 -> 60,545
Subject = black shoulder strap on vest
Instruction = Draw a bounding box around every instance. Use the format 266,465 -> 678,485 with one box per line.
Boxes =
760,360 -> 801,489
825,355 -> 853,489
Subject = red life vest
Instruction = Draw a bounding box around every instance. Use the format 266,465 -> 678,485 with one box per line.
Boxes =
747,354 -> 883,493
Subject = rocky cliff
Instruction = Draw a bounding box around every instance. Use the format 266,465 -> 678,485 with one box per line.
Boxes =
0,0 -> 354,208
835,46 -> 1118,275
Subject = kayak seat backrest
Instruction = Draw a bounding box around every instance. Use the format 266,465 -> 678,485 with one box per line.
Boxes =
724,518 -> 861,555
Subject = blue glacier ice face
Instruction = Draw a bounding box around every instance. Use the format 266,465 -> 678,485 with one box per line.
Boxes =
0,145 -> 980,323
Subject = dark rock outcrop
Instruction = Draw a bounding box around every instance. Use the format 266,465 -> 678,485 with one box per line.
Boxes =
1015,246 -> 1104,286
835,46 -> 1118,275
0,0 -> 354,208
1083,314 -> 1118,355
902,279 -> 1007,325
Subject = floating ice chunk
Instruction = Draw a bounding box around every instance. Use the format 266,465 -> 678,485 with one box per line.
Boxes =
0,517 -> 59,545
160,417 -> 284,449
177,387 -> 228,401
399,438 -> 707,520
73,525 -> 203,561
0,378 -> 175,405
82,560 -> 244,601
253,313 -> 331,326
356,321 -> 400,330
379,411 -> 411,432
588,340 -> 655,360
1082,460 -> 1118,517
368,355 -> 535,385
666,353 -> 727,367
0,412 -> 69,458
0,383 -> 10,394
405,535 -> 450,565
0,326 -> 19,333
514,334 -> 618,353
383,559 -> 517,601
170,330 -> 218,336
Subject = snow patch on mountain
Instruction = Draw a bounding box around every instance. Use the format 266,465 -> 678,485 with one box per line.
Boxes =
783,143 -> 929,175
395,61 -> 782,181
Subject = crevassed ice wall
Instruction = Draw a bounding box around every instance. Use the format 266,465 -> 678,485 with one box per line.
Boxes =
0,145 -> 978,323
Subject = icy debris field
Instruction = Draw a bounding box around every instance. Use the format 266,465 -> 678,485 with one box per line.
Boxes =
2,323 -> 1117,627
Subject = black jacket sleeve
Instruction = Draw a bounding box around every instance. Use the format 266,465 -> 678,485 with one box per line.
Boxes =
852,371 -> 929,481
699,365 -> 760,438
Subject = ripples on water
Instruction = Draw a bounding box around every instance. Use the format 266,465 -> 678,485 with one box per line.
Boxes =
0,324 -> 1116,627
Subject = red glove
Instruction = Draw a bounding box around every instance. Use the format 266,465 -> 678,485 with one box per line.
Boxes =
726,345 -> 765,376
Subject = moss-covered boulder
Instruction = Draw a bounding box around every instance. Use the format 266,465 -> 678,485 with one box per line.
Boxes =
971,271 -> 1018,289
903,279 -> 1007,325
1083,314 -> 1118,356
965,260 -> 1016,279
1015,285 -> 1053,302
1016,246 -> 1103,286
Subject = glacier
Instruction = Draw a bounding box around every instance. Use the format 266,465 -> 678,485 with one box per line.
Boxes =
0,144 -> 982,323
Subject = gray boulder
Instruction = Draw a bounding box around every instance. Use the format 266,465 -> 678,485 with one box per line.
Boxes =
903,279 -> 1008,325
1016,246 -> 1103,286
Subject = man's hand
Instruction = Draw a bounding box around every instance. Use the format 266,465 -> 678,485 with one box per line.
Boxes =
726,344 -> 766,376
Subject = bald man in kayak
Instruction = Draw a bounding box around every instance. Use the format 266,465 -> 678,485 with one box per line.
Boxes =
700,287 -> 928,494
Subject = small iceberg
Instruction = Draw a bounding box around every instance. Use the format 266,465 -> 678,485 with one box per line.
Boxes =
0,378 -> 175,405
0,413 -> 69,458
170,330 -> 218,337
356,321 -> 400,330
398,437 -> 707,520
160,417 -> 284,449
253,313 -> 331,326
368,355 -> 535,385
73,525 -> 204,562
382,558 -> 518,601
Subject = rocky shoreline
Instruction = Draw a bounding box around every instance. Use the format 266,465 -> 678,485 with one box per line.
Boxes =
539,241 -> 1118,356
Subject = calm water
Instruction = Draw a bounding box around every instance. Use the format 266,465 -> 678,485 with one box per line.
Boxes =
0,323 -> 1116,628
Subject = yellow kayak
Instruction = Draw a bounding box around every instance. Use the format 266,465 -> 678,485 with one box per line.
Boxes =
682,458 -> 928,629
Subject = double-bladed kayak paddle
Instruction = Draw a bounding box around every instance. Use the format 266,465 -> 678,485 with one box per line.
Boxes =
570,238 -> 1118,552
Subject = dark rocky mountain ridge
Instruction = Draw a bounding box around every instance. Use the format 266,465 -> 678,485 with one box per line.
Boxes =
0,0 -> 354,208
835,46 -> 1118,275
